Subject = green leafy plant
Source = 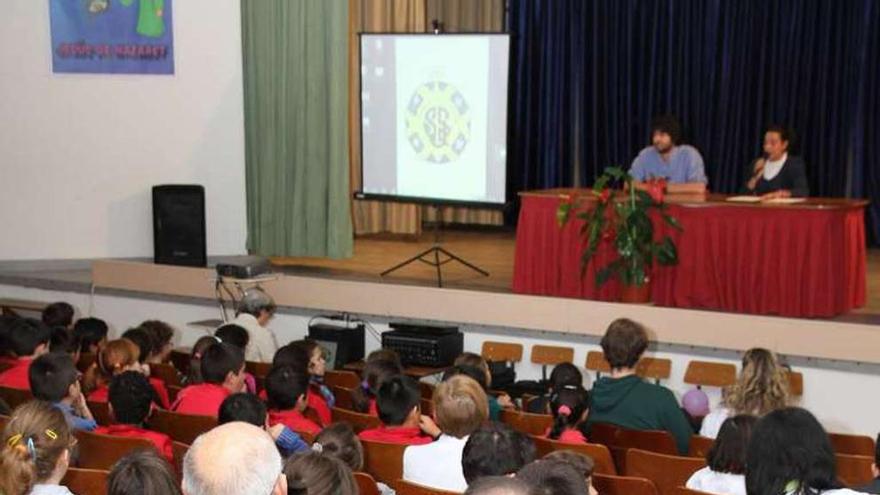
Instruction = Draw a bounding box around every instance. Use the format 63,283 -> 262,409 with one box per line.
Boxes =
557,166 -> 682,287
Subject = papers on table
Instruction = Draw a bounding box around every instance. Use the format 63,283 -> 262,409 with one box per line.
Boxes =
726,196 -> 762,203
763,197 -> 806,204
725,196 -> 807,204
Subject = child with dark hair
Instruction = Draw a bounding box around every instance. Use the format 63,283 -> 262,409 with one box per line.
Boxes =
462,422 -> 536,484
173,342 -> 246,417
526,363 -> 583,414
72,317 -> 108,355
265,365 -> 321,435
49,327 -> 81,364
289,339 -> 335,427
516,459 -> 589,495
0,318 -> 52,390
857,434 -> 880,494
542,450 -> 597,495
215,324 -> 257,393
185,336 -> 218,385
120,328 -> 171,409
108,449 -> 182,495
359,375 -> 433,445
29,352 -> 97,431
686,415 -> 755,495
351,358 -> 403,416
138,320 -> 176,364
218,393 -> 309,456
95,371 -> 174,464
41,302 -> 75,330
284,451 -> 358,495
315,423 -> 364,471
547,385 -> 589,444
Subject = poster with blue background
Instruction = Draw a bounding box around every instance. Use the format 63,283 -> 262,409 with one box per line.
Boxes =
50,0 -> 174,74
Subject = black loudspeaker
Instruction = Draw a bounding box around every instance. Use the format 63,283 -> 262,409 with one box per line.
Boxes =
152,185 -> 207,267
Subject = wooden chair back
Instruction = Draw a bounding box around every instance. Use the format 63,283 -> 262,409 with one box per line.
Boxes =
500,409 -> 553,436
167,384 -> 182,405
836,453 -> 875,487
332,386 -> 355,410
687,435 -> 714,458
530,345 -> 574,366
75,430 -> 155,470
172,441 -> 189,479
589,422 -> 621,446
360,439 -> 407,484
829,432 -> 876,456
62,467 -> 109,495
593,473 -> 659,495
354,472 -> 381,495
151,362 -> 183,387
0,386 -> 33,410
331,406 -> 382,433
392,479 -> 462,495
245,360 -> 271,378
87,400 -> 112,426
419,381 -> 435,400
636,358 -> 672,383
325,369 -> 362,389
481,341 -> 524,363
170,348 -> 191,375
420,398 -> 434,417
77,352 -> 96,373
617,428 -> 679,456
683,361 -> 736,388
625,449 -> 706,495
530,435 -> 617,475
146,408 -> 217,445
0,298 -> 49,318
788,371 -> 803,396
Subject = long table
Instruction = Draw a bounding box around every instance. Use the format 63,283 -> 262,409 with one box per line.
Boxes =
512,190 -> 868,318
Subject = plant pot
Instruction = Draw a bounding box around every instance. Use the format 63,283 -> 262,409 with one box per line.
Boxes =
620,279 -> 652,303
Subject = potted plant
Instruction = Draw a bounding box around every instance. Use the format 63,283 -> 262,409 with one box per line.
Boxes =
556,166 -> 682,302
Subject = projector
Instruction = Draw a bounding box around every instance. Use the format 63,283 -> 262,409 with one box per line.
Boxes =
215,257 -> 272,279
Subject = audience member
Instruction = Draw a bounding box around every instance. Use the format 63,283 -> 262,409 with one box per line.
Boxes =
403,374 -> 489,492
542,450 -> 597,495
359,375 -> 433,445
218,392 -> 309,456
231,287 -> 278,363
314,423 -> 364,471
585,318 -> 693,453
215,324 -> 257,393
185,336 -> 218,385
700,348 -> 789,438
462,422 -> 536,484
29,352 -> 96,431
687,415 -> 756,495
547,385 -> 589,443
41,302 -> 74,330
289,339 -> 335,426
85,339 -> 147,402
0,318 -> 52,390
96,371 -> 174,464
72,317 -> 108,355
108,449 -> 182,495
857,433 -> 880,494
526,363 -> 583,414
182,421 -> 287,495
265,365 -> 321,435
465,476 -> 537,495
0,401 -> 76,495
120,327 -> 171,408
516,459 -> 588,495
138,320 -> 176,364
48,327 -> 81,364
366,348 -> 403,368
284,451 -> 358,495
454,352 -> 514,420
173,342 -> 246,417
351,357 -> 402,415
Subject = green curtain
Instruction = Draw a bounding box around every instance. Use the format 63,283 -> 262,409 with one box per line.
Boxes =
241,0 -> 353,258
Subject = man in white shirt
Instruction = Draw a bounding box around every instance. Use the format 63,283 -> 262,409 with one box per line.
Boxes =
230,288 -> 278,363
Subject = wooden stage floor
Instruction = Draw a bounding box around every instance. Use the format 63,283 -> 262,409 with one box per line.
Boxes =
270,228 -> 880,320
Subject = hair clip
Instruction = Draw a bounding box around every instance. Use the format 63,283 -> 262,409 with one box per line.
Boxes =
311,442 -> 323,453
6,433 -> 23,447
45,429 -> 58,441
562,385 -> 579,390
360,380 -> 371,392
193,353 -> 202,359
26,437 -> 36,461
557,405 -> 572,417
213,336 -> 222,343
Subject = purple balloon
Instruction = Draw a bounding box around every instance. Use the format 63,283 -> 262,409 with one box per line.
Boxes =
682,388 -> 710,417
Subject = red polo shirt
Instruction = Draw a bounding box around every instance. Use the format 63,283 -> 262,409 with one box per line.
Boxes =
358,425 -> 433,446
94,424 -> 174,464
88,378 -> 170,410
268,408 -> 321,436
0,358 -> 32,390
172,383 -> 230,417
307,386 -> 332,426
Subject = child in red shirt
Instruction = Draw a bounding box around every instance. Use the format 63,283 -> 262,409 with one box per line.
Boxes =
173,342 -> 246,417
266,365 -> 321,436
0,318 -> 51,390
121,327 -> 172,409
86,339 -> 169,408
359,375 -> 433,445
545,385 -> 590,444
351,357 -> 402,418
272,340 -> 334,426
95,370 -> 174,464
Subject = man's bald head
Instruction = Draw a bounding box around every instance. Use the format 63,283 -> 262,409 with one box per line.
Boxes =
182,422 -> 286,495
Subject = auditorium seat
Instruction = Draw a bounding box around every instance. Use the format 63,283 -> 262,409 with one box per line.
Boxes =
167,384 -> 182,405
420,397 -> 433,417
419,381 -> 435,400
332,386 -> 354,410
481,341 -> 523,363
172,441 -> 189,480
586,351 -> 612,377
687,435 -> 714,458
500,409 -> 553,436
625,449 -> 706,495
62,467 -> 109,495
788,370 -> 803,397
246,360 -> 271,378
354,472 -> 381,495
530,345 -> 574,380
591,423 -> 679,472
0,298 -> 49,318
87,400 -> 112,426
593,473 -> 659,495
0,385 -> 33,410
147,409 -> 217,445
586,352 -> 672,383
836,453 -> 874,487
530,435 -> 617,475
361,439 -> 407,484
75,430 -> 155,470
392,479 -> 462,495
151,362 -> 183,387
325,369 -> 361,389
683,361 -> 736,388
829,432 -> 876,456
331,406 -> 381,432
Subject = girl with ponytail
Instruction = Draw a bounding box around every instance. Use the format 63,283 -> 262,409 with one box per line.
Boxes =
351,358 -> 403,416
0,401 -> 76,495
546,385 -> 590,444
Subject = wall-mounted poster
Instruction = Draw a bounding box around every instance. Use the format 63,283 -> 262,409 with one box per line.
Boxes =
49,0 -> 174,74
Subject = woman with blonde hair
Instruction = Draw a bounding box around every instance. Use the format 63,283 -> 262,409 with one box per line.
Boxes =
0,401 -> 77,495
700,348 -> 790,438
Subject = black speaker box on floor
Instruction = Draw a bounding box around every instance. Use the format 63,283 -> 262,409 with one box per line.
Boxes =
152,185 -> 207,267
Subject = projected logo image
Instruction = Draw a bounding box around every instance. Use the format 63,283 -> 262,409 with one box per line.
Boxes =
405,81 -> 471,164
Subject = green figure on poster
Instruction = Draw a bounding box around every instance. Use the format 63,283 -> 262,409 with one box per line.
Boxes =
87,0 -> 166,38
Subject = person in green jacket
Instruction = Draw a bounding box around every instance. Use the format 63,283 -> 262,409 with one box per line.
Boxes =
584,318 -> 693,454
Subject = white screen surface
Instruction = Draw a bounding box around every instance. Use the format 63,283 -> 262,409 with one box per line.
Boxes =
360,34 -> 510,205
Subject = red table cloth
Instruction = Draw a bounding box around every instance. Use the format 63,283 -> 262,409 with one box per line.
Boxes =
512,192 -> 867,318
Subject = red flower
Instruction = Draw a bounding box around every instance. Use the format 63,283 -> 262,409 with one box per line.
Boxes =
647,179 -> 666,203
595,188 -> 611,204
